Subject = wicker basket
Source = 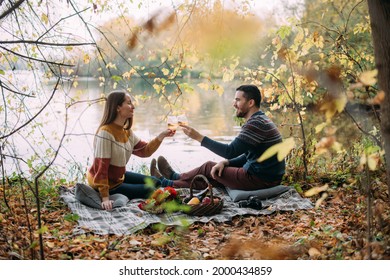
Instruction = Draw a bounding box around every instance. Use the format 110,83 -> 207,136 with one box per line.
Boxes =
185,175 -> 223,216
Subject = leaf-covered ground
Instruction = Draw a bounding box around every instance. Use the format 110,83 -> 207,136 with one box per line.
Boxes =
0,182 -> 389,260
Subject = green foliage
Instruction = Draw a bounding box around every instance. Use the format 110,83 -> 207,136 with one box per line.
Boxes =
64,213 -> 79,223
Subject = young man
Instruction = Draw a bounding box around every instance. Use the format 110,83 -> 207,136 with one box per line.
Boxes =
151,84 -> 285,190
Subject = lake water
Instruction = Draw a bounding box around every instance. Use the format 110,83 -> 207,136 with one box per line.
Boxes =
2,74 -> 377,181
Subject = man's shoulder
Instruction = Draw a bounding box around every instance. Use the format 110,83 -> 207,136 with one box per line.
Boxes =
244,112 -> 274,128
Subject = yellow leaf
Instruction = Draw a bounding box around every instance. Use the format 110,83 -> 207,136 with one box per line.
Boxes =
304,184 -> 328,197
359,69 -> 378,86
367,155 -> 377,171
162,68 -> 170,76
315,122 -> 327,134
83,54 -> 90,64
320,95 -> 347,121
46,242 -> 55,249
37,226 -> 48,235
211,84 -> 224,96
258,137 -> 295,162
222,70 -> 234,82
334,95 -> 347,113
41,13 -> 49,25
151,235 -> 171,246
315,192 -> 328,209
153,84 -> 161,94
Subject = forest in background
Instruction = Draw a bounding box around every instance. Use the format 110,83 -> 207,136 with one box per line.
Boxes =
0,0 -> 389,260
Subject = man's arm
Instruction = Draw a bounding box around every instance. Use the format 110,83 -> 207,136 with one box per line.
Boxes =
201,136 -> 252,159
181,124 -> 254,159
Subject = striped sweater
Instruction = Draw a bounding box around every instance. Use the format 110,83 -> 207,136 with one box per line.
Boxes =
201,110 -> 285,181
87,123 -> 162,198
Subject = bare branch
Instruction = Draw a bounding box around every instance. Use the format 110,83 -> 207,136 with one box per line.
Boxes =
0,77 -> 60,140
37,6 -> 90,41
0,0 -> 26,21
0,80 -> 36,97
0,45 -> 74,67
0,40 -> 95,47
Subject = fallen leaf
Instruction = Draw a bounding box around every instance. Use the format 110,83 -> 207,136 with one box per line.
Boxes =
308,247 -> 321,258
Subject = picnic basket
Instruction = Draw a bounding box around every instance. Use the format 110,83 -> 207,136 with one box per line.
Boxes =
184,175 -> 223,216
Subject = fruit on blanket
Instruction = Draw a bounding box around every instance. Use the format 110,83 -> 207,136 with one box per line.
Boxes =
187,197 -> 200,205
151,189 -> 164,200
213,198 -> 220,204
201,197 -> 211,205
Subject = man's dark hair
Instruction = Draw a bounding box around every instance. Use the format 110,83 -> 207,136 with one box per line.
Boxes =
236,85 -> 261,107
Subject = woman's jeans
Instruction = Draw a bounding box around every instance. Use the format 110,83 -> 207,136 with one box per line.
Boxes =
109,171 -> 161,199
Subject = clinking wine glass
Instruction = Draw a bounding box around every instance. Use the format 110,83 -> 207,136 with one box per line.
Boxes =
167,115 -> 178,141
177,114 -> 189,126
177,114 -> 190,141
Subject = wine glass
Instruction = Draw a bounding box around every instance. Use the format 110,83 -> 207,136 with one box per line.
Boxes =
177,114 -> 190,142
167,115 -> 178,141
177,114 -> 189,126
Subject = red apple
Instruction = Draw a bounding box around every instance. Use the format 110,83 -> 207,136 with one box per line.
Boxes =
202,197 -> 211,205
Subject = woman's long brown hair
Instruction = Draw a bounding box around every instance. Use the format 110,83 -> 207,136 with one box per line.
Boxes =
98,91 -> 133,131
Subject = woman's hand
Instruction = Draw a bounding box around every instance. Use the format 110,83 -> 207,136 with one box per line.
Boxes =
101,197 -> 113,210
157,129 -> 176,141
180,124 -> 204,142
210,160 -> 229,179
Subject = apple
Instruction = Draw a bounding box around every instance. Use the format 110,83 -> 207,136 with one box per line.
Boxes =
202,197 -> 211,205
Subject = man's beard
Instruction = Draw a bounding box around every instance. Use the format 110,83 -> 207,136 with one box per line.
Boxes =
235,109 -> 247,118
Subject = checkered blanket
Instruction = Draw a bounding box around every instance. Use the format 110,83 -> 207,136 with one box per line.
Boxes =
59,186 -> 313,235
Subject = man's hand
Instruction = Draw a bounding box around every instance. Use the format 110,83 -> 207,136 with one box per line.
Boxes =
210,160 -> 229,179
101,197 -> 113,210
180,124 -> 204,142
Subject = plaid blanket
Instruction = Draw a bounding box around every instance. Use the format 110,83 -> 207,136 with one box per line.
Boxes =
59,186 -> 313,235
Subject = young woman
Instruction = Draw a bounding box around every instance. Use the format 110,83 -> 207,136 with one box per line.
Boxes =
87,90 -> 174,210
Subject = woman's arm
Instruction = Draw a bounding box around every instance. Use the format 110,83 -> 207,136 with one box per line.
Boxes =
132,129 -> 174,157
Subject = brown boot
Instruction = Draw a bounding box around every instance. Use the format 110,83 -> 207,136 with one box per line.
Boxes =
157,156 -> 175,179
150,158 -> 162,178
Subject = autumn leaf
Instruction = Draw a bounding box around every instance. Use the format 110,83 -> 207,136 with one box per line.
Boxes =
315,122 -> 327,134
304,184 -> 328,197
358,69 -> 378,86
315,192 -> 328,209
308,247 -> 321,258
222,70 -> 234,82
258,137 -> 295,162
211,84 -> 224,96
368,90 -> 385,105
83,54 -> 90,64
162,68 -> 170,76
127,34 -> 138,50
41,13 -> 49,25
319,95 -> 347,121
360,151 -> 383,171
315,136 -> 335,154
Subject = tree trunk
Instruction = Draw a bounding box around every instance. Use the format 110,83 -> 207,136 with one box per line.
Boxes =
367,0 -> 390,202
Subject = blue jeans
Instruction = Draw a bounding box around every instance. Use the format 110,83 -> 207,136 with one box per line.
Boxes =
109,171 -> 161,199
